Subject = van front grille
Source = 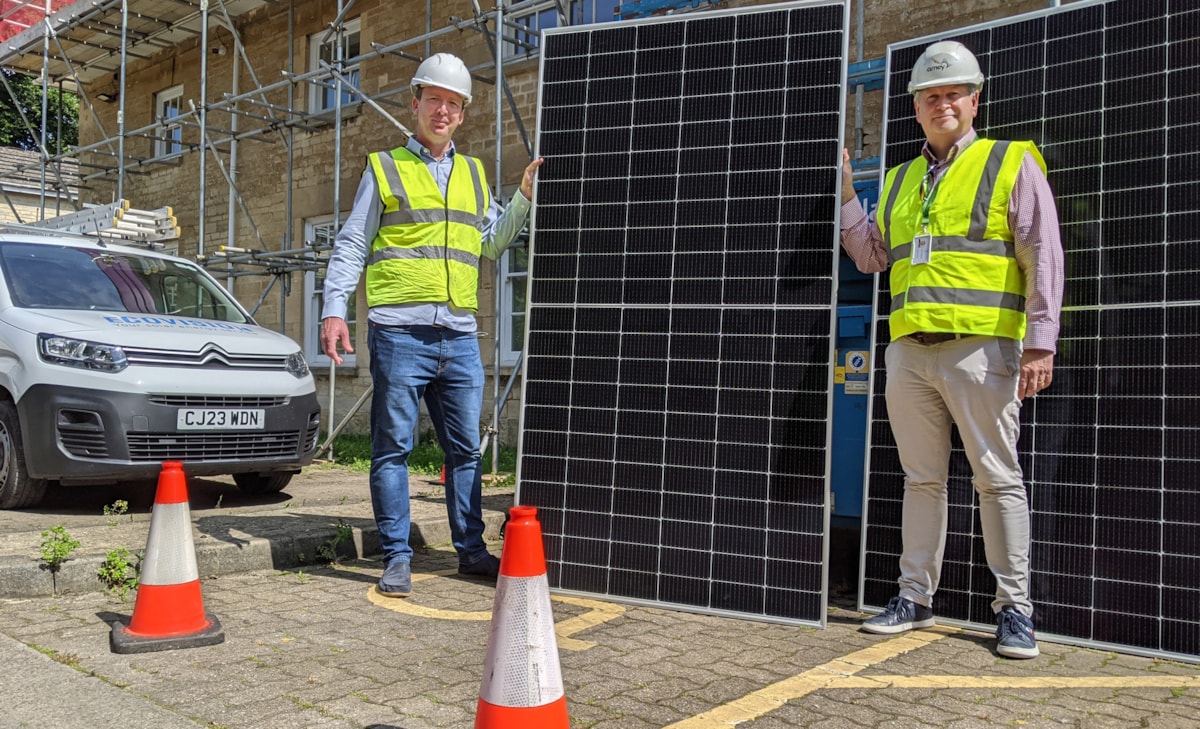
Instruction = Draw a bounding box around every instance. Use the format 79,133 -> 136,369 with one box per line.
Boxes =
304,421 -> 320,453
148,395 -> 288,407
127,431 -> 302,461
124,344 -> 288,371
59,429 -> 109,458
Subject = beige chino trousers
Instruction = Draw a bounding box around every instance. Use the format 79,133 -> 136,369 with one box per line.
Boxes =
884,333 -> 1033,617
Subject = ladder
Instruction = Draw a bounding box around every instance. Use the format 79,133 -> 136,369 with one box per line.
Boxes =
13,200 -> 181,245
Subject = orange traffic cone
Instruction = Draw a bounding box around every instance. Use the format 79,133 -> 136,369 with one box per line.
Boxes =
110,461 -> 225,654
475,505 -> 569,728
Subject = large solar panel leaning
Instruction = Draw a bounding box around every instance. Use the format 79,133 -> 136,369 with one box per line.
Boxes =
519,0 -> 850,626
863,0 -> 1200,662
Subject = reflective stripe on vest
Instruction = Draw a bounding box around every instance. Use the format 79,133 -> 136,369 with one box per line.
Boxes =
878,138 -> 1045,341
365,148 -> 490,311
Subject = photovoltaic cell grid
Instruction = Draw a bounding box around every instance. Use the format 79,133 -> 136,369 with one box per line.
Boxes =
863,0 -> 1200,661
518,1 -> 848,625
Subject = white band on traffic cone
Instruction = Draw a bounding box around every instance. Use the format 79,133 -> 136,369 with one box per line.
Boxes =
478,573 -> 564,707
140,501 -> 200,585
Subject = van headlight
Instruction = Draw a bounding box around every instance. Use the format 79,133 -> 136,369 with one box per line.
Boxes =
286,351 -> 310,378
38,334 -> 128,372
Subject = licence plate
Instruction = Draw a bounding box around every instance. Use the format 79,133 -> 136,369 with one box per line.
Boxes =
177,408 -> 265,430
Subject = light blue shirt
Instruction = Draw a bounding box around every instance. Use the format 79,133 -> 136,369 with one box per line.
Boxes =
321,136 -> 532,333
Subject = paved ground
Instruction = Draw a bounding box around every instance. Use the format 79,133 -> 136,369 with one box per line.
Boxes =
1,464 -> 1199,728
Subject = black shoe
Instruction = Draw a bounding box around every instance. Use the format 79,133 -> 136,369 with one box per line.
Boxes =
862,596 -> 935,635
377,561 -> 412,598
458,553 -> 500,580
996,606 -> 1040,659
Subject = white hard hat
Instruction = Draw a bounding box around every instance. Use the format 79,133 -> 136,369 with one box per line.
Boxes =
410,52 -> 473,106
907,40 -> 985,95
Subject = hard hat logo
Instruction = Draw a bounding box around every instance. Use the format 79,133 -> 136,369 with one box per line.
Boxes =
908,40 -> 985,95
410,52 -> 473,106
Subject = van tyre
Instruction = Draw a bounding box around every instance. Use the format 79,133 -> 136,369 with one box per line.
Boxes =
233,471 -> 293,495
0,400 -> 48,509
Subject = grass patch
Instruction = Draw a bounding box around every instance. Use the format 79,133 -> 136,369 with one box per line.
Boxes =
326,430 -> 516,476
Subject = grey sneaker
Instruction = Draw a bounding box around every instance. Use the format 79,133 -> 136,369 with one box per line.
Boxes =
996,606 -> 1040,659
377,561 -> 412,598
862,596 -> 935,635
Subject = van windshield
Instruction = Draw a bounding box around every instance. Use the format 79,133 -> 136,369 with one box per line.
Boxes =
0,241 -> 251,324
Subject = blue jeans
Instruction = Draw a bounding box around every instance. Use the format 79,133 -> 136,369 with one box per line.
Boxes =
368,323 -> 489,567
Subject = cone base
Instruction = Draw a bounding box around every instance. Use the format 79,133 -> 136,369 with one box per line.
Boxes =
475,696 -> 569,728
126,581 -> 211,636
109,614 -> 226,654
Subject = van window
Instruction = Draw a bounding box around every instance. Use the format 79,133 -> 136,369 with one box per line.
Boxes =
0,241 -> 250,324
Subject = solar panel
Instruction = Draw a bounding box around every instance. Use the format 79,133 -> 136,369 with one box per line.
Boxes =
864,0 -> 1200,661
519,0 -> 849,626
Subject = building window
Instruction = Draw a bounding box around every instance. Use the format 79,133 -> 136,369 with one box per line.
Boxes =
505,5 -> 556,60
498,233 -> 528,367
154,85 -> 183,158
303,216 -> 356,367
505,0 -> 619,59
575,0 -> 622,24
309,18 -> 361,113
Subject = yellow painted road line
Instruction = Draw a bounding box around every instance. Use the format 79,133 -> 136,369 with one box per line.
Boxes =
828,675 -> 1200,690
367,583 -> 493,620
665,626 -> 958,728
365,573 -> 625,650
551,595 -> 626,651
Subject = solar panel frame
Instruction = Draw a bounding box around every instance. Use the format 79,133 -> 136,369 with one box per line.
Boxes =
862,0 -> 1200,663
518,0 -> 851,628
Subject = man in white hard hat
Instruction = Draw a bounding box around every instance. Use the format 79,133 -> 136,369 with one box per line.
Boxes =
321,52 -> 544,598
839,40 -> 1064,658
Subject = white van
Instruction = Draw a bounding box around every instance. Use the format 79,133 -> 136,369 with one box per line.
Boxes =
0,229 -> 321,508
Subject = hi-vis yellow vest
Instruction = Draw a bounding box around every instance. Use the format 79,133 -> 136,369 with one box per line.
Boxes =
878,139 -> 1045,341
365,147 -> 490,311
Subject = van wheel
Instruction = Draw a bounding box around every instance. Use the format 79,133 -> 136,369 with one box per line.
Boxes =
0,400 -> 49,509
233,471 -> 293,495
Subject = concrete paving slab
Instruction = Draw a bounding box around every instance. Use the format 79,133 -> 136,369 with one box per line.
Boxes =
2,464 -> 1199,728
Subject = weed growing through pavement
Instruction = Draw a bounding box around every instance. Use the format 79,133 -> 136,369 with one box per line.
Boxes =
215,493 -> 224,509
39,525 -> 80,594
32,644 -> 81,669
316,520 -> 354,565
102,499 -> 130,526
97,547 -> 141,601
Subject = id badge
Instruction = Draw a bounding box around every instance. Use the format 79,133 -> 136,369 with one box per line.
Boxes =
911,234 -> 933,265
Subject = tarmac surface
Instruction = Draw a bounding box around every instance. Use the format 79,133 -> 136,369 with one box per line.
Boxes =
1,463 -> 1199,728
